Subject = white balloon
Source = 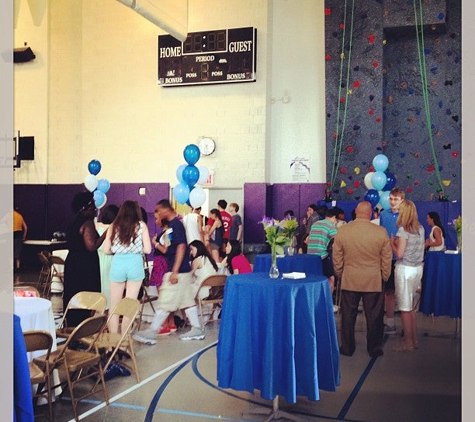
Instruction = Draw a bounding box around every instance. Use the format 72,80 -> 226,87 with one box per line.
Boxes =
84,174 -> 98,192
364,172 -> 374,190
197,166 -> 210,185
189,186 -> 207,208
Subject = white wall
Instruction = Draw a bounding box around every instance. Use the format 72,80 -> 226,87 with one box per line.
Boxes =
13,0 -> 49,183
268,0 -> 325,183
13,0 -> 326,189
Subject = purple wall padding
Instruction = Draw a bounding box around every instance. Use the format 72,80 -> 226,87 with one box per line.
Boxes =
300,184 -> 327,214
14,183 -> 170,242
243,183 -> 327,243
272,184 -> 300,221
46,184 -> 84,237
243,183 -> 270,244
13,184 -> 48,239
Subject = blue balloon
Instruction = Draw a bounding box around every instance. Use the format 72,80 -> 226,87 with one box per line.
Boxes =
183,144 -> 200,165
93,190 -> 106,208
173,183 -> 190,205
383,172 -> 396,191
379,191 -> 391,210
176,164 -> 187,183
182,164 -> 200,188
372,154 -> 389,172
364,189 -> 380,208
371,171 -> 387,191
96,178 -> 110,194
88,159 -> 102,176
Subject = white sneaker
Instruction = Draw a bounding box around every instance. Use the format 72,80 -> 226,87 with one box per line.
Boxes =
132,329 -> 157,345
179,326 -> 205,341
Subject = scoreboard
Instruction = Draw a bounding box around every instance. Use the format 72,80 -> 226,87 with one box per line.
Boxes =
158,27 -> 257,87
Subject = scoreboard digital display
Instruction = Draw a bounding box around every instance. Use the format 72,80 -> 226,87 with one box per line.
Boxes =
158,27 -> 257,87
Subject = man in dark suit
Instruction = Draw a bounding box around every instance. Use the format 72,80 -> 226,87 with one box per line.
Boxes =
332,201 -> 392,358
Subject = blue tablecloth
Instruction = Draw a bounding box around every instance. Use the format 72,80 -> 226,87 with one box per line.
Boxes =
14,314 -> 34,422
253,253 -> 323,276
420,251 -> 461,318
217,273 -> 340,404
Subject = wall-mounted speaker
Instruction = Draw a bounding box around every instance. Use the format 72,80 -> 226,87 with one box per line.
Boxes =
19,136 -> 35,160
13,47 -> 36,63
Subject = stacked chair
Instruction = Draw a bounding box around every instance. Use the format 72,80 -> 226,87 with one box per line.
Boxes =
37,252 -> 52,297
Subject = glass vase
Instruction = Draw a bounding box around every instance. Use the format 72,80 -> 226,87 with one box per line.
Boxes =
287,235 -> 297,256
269,249 -> 279,278
457,233 -> 462,252
269,262 -> 280,279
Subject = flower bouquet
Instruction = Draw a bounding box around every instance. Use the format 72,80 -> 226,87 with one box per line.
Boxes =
280,216 -> 299,255
452,215 -> 462,251
260,217 -> 288,278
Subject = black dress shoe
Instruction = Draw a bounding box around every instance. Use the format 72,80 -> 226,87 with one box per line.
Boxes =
369,349 -> 384,358
339,348 -> 354,357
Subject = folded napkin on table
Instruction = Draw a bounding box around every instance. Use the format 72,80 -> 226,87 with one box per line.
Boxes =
282,272 -> 306,279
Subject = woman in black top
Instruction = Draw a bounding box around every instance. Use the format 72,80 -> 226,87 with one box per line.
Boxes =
63,191 -> 107,326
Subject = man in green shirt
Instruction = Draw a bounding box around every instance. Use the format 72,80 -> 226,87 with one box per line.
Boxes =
307,208 -> 338,294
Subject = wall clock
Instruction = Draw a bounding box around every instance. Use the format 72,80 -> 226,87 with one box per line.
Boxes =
198,137 -> 216,156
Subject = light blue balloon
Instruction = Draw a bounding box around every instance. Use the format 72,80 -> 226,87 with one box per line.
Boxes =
379,191 -> 391,210
176,164 -> 187,183
173,183 -> 190,205
93,190 -> 106,208
372,171 -> 387,191
373,154 -> 389,172
96,178 -> 110,194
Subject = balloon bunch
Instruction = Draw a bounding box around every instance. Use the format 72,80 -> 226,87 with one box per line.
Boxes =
174,145 -> 209,208
84,159 -> 110,209
363,154 -> 397,210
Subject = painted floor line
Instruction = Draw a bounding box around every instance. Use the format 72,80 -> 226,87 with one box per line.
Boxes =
157,407 -> 260,421
337,336 -> 390,419
66,340 -> 218,422
67,336 -> 385,422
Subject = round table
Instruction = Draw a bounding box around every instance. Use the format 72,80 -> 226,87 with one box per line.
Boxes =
217,272 -> 340,404
14,297 -> 62,401
14,297 -> 57,360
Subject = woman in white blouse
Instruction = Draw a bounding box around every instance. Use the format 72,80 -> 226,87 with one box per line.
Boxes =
424,211 -> 446,251
103,200 -> 151,334
189,240 -> 218,300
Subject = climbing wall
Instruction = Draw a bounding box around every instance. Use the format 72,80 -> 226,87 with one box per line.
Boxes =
325,0 -> 461,201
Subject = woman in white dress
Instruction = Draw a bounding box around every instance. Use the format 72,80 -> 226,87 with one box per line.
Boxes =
424,211 -> 446,251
